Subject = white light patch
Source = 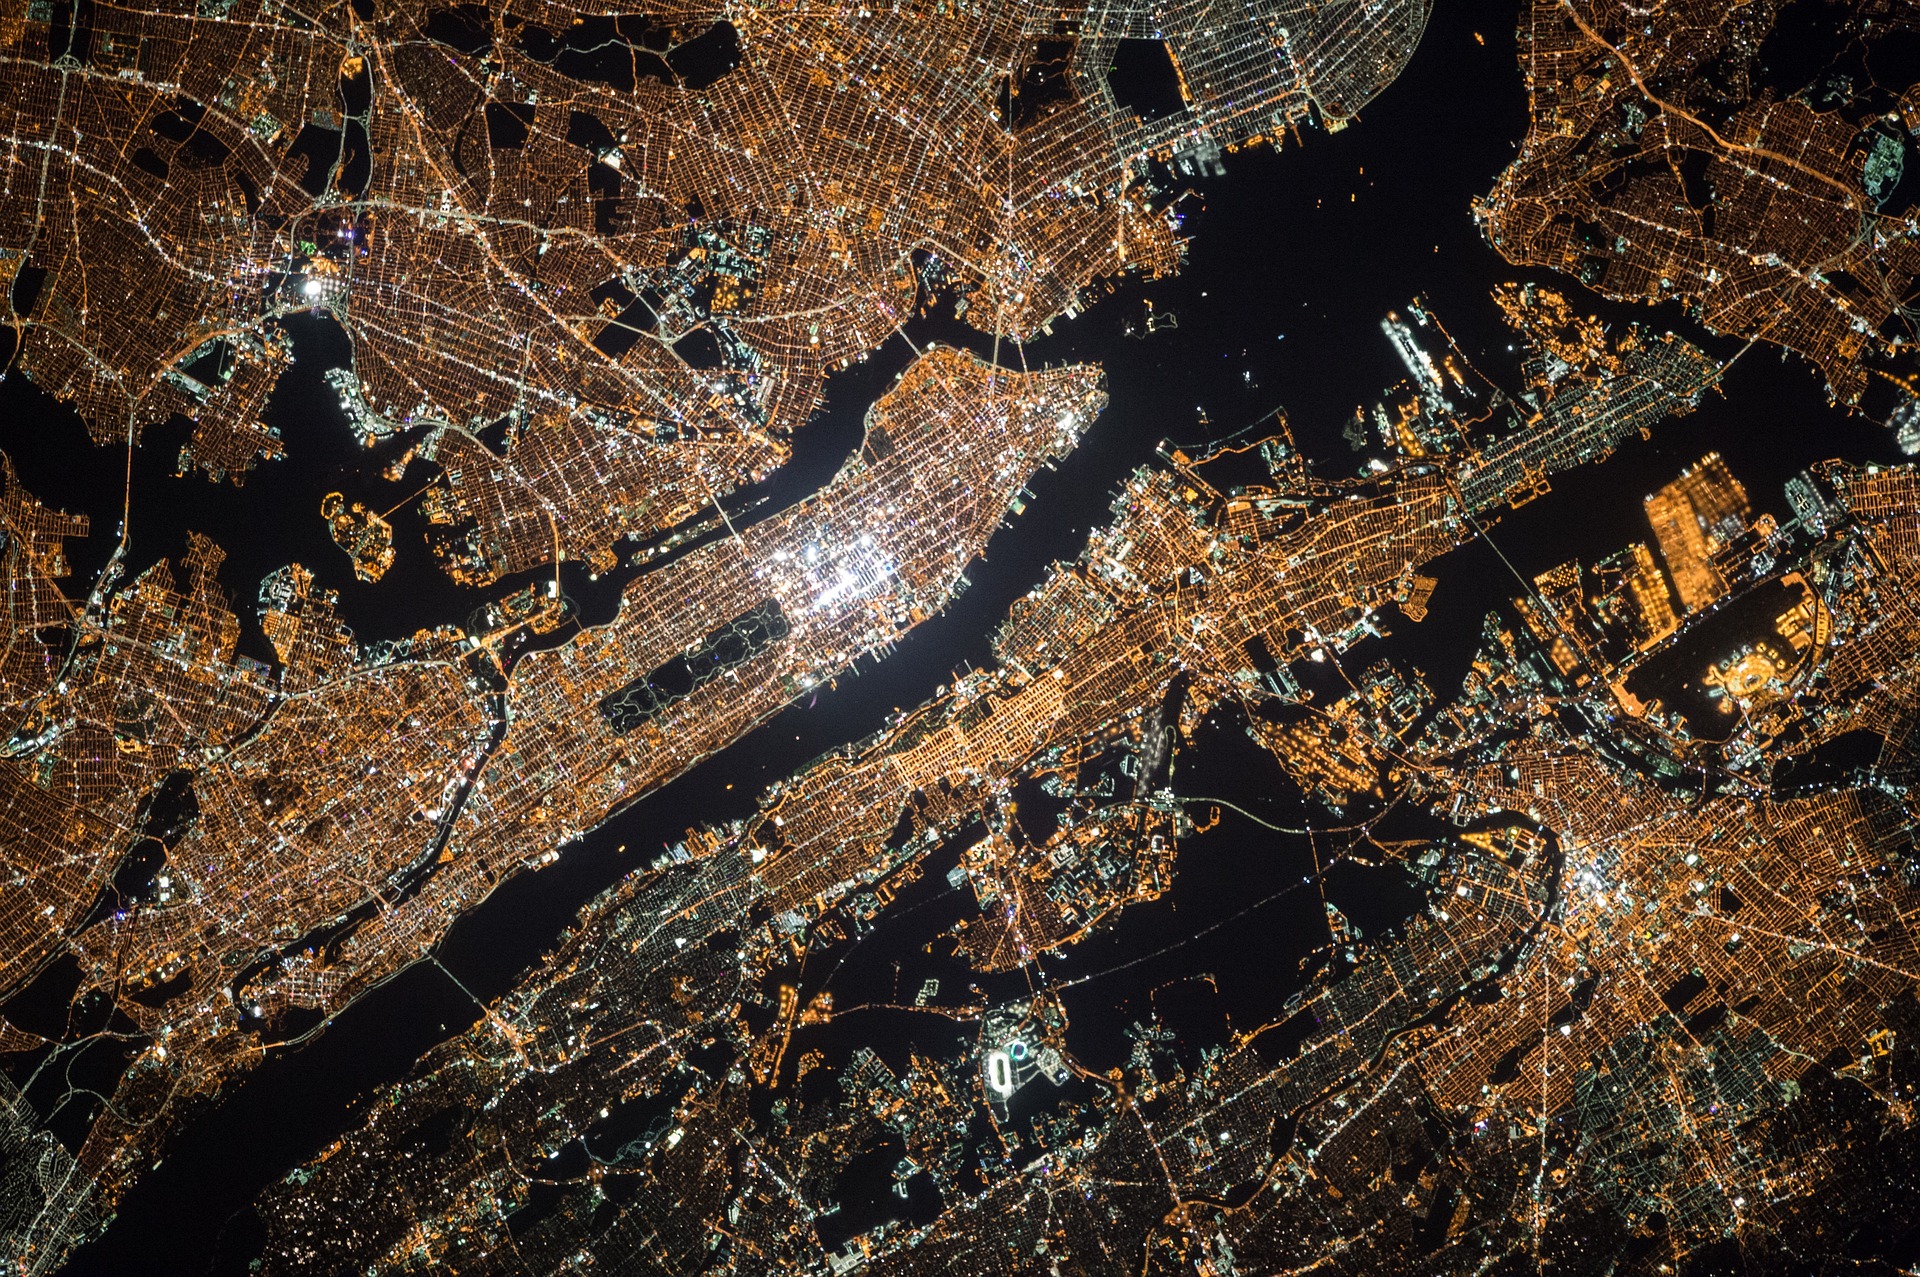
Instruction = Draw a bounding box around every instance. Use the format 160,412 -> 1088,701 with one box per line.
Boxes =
985,1050 -> 1014,1097
807,534 -> 896,614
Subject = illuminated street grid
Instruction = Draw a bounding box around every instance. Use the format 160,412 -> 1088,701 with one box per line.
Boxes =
244,297 -> 1920,1276
1479,0 -> 1920,405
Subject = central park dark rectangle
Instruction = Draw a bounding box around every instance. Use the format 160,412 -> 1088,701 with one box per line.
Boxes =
596,600 -> 791,734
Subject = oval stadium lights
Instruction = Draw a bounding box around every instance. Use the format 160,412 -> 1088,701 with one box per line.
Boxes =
985,1049 -> 1015,1096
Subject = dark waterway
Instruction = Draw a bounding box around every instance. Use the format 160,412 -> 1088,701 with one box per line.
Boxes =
13,0 -> 1901,1269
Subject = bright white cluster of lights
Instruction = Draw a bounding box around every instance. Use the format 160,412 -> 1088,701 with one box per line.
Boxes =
789,532 -> 899,615
1381,314 -> 1451,411
984,1038 -> 1031,1097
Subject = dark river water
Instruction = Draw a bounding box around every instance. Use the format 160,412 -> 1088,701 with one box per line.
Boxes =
5,0 -> 1899,1269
